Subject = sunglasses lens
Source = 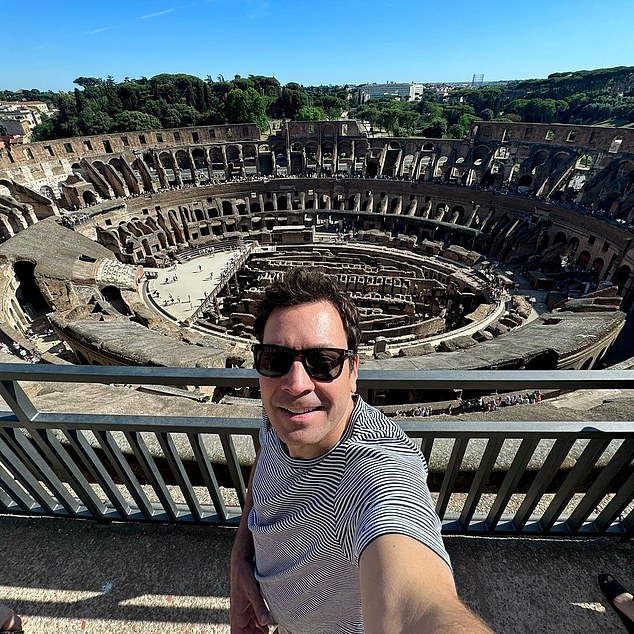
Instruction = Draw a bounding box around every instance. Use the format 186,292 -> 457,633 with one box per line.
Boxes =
255,345 -> 294,377
304,349 -> 345,380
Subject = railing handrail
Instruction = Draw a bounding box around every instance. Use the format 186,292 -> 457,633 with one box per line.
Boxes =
1,365 -> 632,536
2,363 -> 634,390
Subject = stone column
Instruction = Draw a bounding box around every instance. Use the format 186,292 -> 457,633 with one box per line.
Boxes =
171,151 -> 184,188
394,149 -> 403,177
188,149 -> 199,186
0,215 -> 15,238
378,144 -> 388,176
221,146 -> 229,179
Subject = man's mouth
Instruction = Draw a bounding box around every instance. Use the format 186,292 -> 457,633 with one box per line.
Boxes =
280,406 -> 321,414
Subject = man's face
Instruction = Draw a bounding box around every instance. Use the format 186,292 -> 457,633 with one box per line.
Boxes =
259,300 -> 359,460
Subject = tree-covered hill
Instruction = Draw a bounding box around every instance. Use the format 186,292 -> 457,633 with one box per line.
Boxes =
1,65 -> 632,142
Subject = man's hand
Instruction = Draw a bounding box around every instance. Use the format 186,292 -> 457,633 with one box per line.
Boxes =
230,556 -> 270,633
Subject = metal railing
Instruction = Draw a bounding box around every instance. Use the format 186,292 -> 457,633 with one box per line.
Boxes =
0,364 -> 633,536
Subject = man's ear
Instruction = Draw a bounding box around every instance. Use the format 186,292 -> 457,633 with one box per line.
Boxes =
349,354 -> 359,393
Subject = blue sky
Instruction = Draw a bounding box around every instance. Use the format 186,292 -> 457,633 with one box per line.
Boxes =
4,0 -> 634,91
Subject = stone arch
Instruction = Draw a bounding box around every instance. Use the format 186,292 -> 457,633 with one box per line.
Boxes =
109,157 -> 140,194
553,231 -> 567,245
83,191 -> 97,205
192,147 -> 207,166
13,260 -> 50,315
434,156 -> 449,178
402,154 -> 416,176
612,264 -> 631,292
277,195 -> 289,211
226,145 -> 240,162
451,205 -> 466,224
93,160 -> 125,197
39,185 -> 55,200
577,250 -> 591,268
235,198 -> 248,215
576,154 -> 593,169
305,142 -> 318,161
158,152 -> 178,186
592,257 -> 605,275
101,285 -> 131,315
338,141 -> 352,158
530,150 -> 549,170
243,144 -> 257,160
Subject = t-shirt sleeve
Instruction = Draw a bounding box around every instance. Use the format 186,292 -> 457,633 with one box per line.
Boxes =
334,442 -> 451,570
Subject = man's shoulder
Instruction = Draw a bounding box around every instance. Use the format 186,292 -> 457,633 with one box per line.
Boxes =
348,398 -> 409,445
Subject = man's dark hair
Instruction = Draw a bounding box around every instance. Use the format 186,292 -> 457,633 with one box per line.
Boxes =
254,267 -> 361,352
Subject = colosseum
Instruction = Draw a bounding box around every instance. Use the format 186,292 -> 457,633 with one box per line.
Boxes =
0,119 -> 632,410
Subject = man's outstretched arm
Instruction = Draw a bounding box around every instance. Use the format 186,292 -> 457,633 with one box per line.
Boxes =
360,534 -> 493,634
230,456 -> 270,634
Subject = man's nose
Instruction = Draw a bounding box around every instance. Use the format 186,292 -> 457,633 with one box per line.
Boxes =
281,359 -> 314,393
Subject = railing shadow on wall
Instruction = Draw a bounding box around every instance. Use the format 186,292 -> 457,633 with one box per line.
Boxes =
0,364 -> 633,537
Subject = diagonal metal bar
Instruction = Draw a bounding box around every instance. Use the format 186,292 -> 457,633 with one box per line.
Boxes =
486,437 -> 540,532
0,379 -> 39,423
219,433 -> 247,508
0,483 -> 15,510
594,471 -> 634,533
0,434 -> 58,513
566,439 -> 634,533
0,427 -> 78,514
436,437 -> 468,519
459,437 -> 504,530
512,438 -> 575,531
30,428 -> 107,518
156,432 -> 202,521
540,439 -> 610,532
124,431 -> 178,521
0,461 -> 36,512
187,432 -> 228,523
94,430 -> 154,520
421,437 -> 434,466
63,429 -> 132,520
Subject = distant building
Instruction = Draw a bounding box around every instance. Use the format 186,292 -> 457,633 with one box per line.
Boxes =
357,82 -> 424,103
0,119 -> 27,148
0,101 -> 53,141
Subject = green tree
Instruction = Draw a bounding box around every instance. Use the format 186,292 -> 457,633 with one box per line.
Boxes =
269,83 -> 309,119
112,110 -> 162,132
225,87 -> 269,130
296,106 -> 327,121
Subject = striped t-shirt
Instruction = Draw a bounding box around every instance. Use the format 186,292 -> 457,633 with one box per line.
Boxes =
249,395 -> 450,634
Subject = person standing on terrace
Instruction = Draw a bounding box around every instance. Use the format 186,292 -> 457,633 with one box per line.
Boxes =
230,267 -> 492,634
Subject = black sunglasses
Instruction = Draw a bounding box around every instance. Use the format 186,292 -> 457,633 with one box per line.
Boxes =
252,344 -> 356,381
